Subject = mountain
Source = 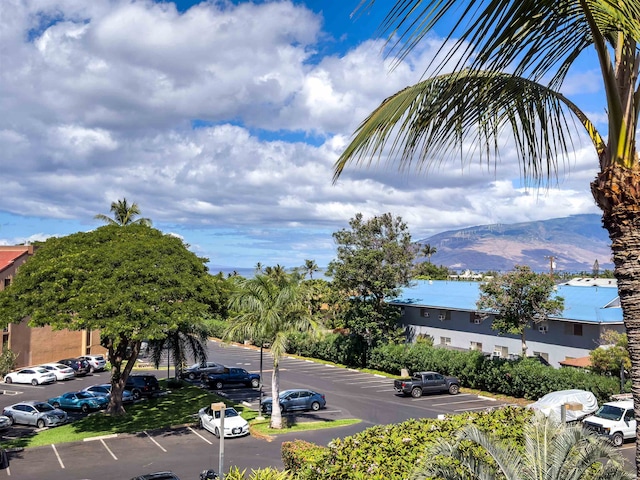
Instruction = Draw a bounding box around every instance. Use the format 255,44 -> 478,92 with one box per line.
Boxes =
417,214 -> 613,273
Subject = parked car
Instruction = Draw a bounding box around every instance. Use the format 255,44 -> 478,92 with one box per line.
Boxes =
130,473 -> 181,480
393,371 -> 460,397
57,358 -> 91,377
198,405 -> 249,438
182,362 -> 226,380
583,400 -> 635,447
0,416 -> 11,431
4,367 -> 56,386
2,401 -> 67,428
47,391 -> 109,412
527,389 -> 598,423
261,388 -> 326,414
78,354 -> 107,373
125,373 -> 161,400
39,363 -> 76,381
83,384 -> 134,403
205,368 -> 260,390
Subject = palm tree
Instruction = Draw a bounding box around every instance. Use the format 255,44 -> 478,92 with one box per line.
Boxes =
225,274 -> 317,429
334,1 -> 640,473
421,244 -> 437,264
264,264 -> 288,283
413,413 -> 632,480
145,322 -> 209,380
95,198 -> 152,226
303,259 -> 319,279
254,262 -> 264,274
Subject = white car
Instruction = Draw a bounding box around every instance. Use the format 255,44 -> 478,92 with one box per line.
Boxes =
4,367 -> 56,386
39,363 -> 76,381
78,354 -> 107,373
198,406 -> 249,438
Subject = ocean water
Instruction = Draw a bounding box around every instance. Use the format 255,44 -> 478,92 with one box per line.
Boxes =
210,266 -> 256,278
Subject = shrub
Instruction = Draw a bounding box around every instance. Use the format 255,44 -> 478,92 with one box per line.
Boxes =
0,349 -> 17,377
281,440 -> 330,480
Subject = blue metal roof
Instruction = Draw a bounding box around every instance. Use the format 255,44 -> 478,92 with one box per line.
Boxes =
389,280 -> 622,324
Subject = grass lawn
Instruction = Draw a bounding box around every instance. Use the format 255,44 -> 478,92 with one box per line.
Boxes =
251,418 -> 361,439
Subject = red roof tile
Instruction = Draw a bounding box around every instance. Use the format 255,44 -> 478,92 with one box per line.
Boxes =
0,249 -> 29,272
559,356 -> 592,368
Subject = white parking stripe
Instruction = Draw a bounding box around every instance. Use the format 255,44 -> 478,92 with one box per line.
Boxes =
430,397 -> 489,406
189,426 -> 213,445
144,431 -> 167,452
100,439 -> 118,460
51,444 -> 65,469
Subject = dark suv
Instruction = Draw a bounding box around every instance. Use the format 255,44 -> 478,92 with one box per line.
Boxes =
57,358 -> 91,377
125,374 -> 161,400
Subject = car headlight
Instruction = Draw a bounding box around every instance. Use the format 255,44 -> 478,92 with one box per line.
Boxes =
604,427 -> 611,434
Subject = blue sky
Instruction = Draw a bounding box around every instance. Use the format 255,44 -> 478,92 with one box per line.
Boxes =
0,0 -> 620,270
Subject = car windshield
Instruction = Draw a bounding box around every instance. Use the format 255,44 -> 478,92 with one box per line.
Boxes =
34,403 -> 55,412
595,405 -> 625,421
35,368 -> 49,373
214,408 -> 238,418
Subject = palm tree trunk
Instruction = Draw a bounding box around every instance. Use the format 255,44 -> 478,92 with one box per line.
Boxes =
270,359 -> 282,429
593,163 -> 640,477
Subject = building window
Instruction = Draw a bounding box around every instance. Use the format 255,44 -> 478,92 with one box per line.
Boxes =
470,312 -> 482,324
3,278 -> 9,289
438,310 -> 451,321
420,308 -> 430,318
493,345 -> 508,358
440,337 -> 451,346
564,323 -> 583,336
470,341 -> 483,351
533,351 -> 549,362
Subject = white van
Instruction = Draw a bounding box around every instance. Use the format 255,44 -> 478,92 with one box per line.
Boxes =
582,400 -> 635,447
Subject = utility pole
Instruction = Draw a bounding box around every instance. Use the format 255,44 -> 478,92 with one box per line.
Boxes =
545,256 -> 556,277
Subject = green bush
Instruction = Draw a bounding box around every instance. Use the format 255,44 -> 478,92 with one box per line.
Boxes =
283,407 -> 532,479
0,349 -> 17,377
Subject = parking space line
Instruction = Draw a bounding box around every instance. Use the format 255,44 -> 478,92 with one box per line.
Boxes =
144,431 -> 167,452
430,397 -> 491,407
51,444 -> 65,469
360,383 -> 394,388
189,426 -> 213,445
100,439 -> 118,460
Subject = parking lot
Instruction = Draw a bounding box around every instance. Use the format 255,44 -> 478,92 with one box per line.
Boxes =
2,341 -> 632,479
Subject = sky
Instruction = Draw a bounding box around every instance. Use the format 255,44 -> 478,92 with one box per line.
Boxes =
0,0 -> 624,271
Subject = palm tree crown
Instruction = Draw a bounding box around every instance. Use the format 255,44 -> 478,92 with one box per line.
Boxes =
95,198 -> 152,227
414,413 -> 632,480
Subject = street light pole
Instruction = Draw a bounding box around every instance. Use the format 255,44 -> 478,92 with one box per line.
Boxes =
258,344 -> 264,419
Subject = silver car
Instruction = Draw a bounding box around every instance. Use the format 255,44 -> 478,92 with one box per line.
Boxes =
3,401 -> 67,428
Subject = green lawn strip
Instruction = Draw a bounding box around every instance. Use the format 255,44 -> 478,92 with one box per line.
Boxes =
251,418 -> 361,437
1,381 -> 236,449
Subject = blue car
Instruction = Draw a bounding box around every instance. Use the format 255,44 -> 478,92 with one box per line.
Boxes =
47,391 -> 108,413
83,384 -> 134,403
261,388 -> 326,414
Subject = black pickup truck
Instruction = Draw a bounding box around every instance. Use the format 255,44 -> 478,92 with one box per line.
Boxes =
205,367 -> 260,390
393,371 -> 460,397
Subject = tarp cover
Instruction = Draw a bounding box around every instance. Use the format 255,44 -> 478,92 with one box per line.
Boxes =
527,389 -> 599,422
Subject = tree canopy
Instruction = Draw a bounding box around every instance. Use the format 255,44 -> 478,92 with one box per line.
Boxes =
0,224 -> 223,414
477,265 -> 564,355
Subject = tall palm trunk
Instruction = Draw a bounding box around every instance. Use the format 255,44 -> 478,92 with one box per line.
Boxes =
270,359 -> 283,429
593,163 -> 640,477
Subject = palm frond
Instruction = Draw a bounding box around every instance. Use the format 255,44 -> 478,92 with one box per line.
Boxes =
335,71 -> 603,184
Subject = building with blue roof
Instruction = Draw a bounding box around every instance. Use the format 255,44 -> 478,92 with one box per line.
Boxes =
390,279 -> 623,367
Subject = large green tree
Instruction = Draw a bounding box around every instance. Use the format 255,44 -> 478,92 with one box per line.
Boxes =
334,1 -> 640,472
225,273 -> 317,429
327,212 -> 415,348
0,224 -> 219,415
414,413 -> 632,480
477,265 -> 564,355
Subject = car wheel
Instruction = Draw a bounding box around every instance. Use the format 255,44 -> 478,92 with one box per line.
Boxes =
89,366 -> 95,374
199,418 -> 204,429
250,378 -> 259,388
188,372 -> 197,380
611,432 -> 624,447
31,379 -> 38,386
52,402 -> 61,409
4,377 -> 11,384
214,427 -> 220,438
411,387 -> 422,398
36,419 -> 46,429
310,401 -> 321,411
214,381 -> 223,390
279,403 -> 286,413
132,389 -> 141,400
81,404 -> 89,413
448,384 -> 460,395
